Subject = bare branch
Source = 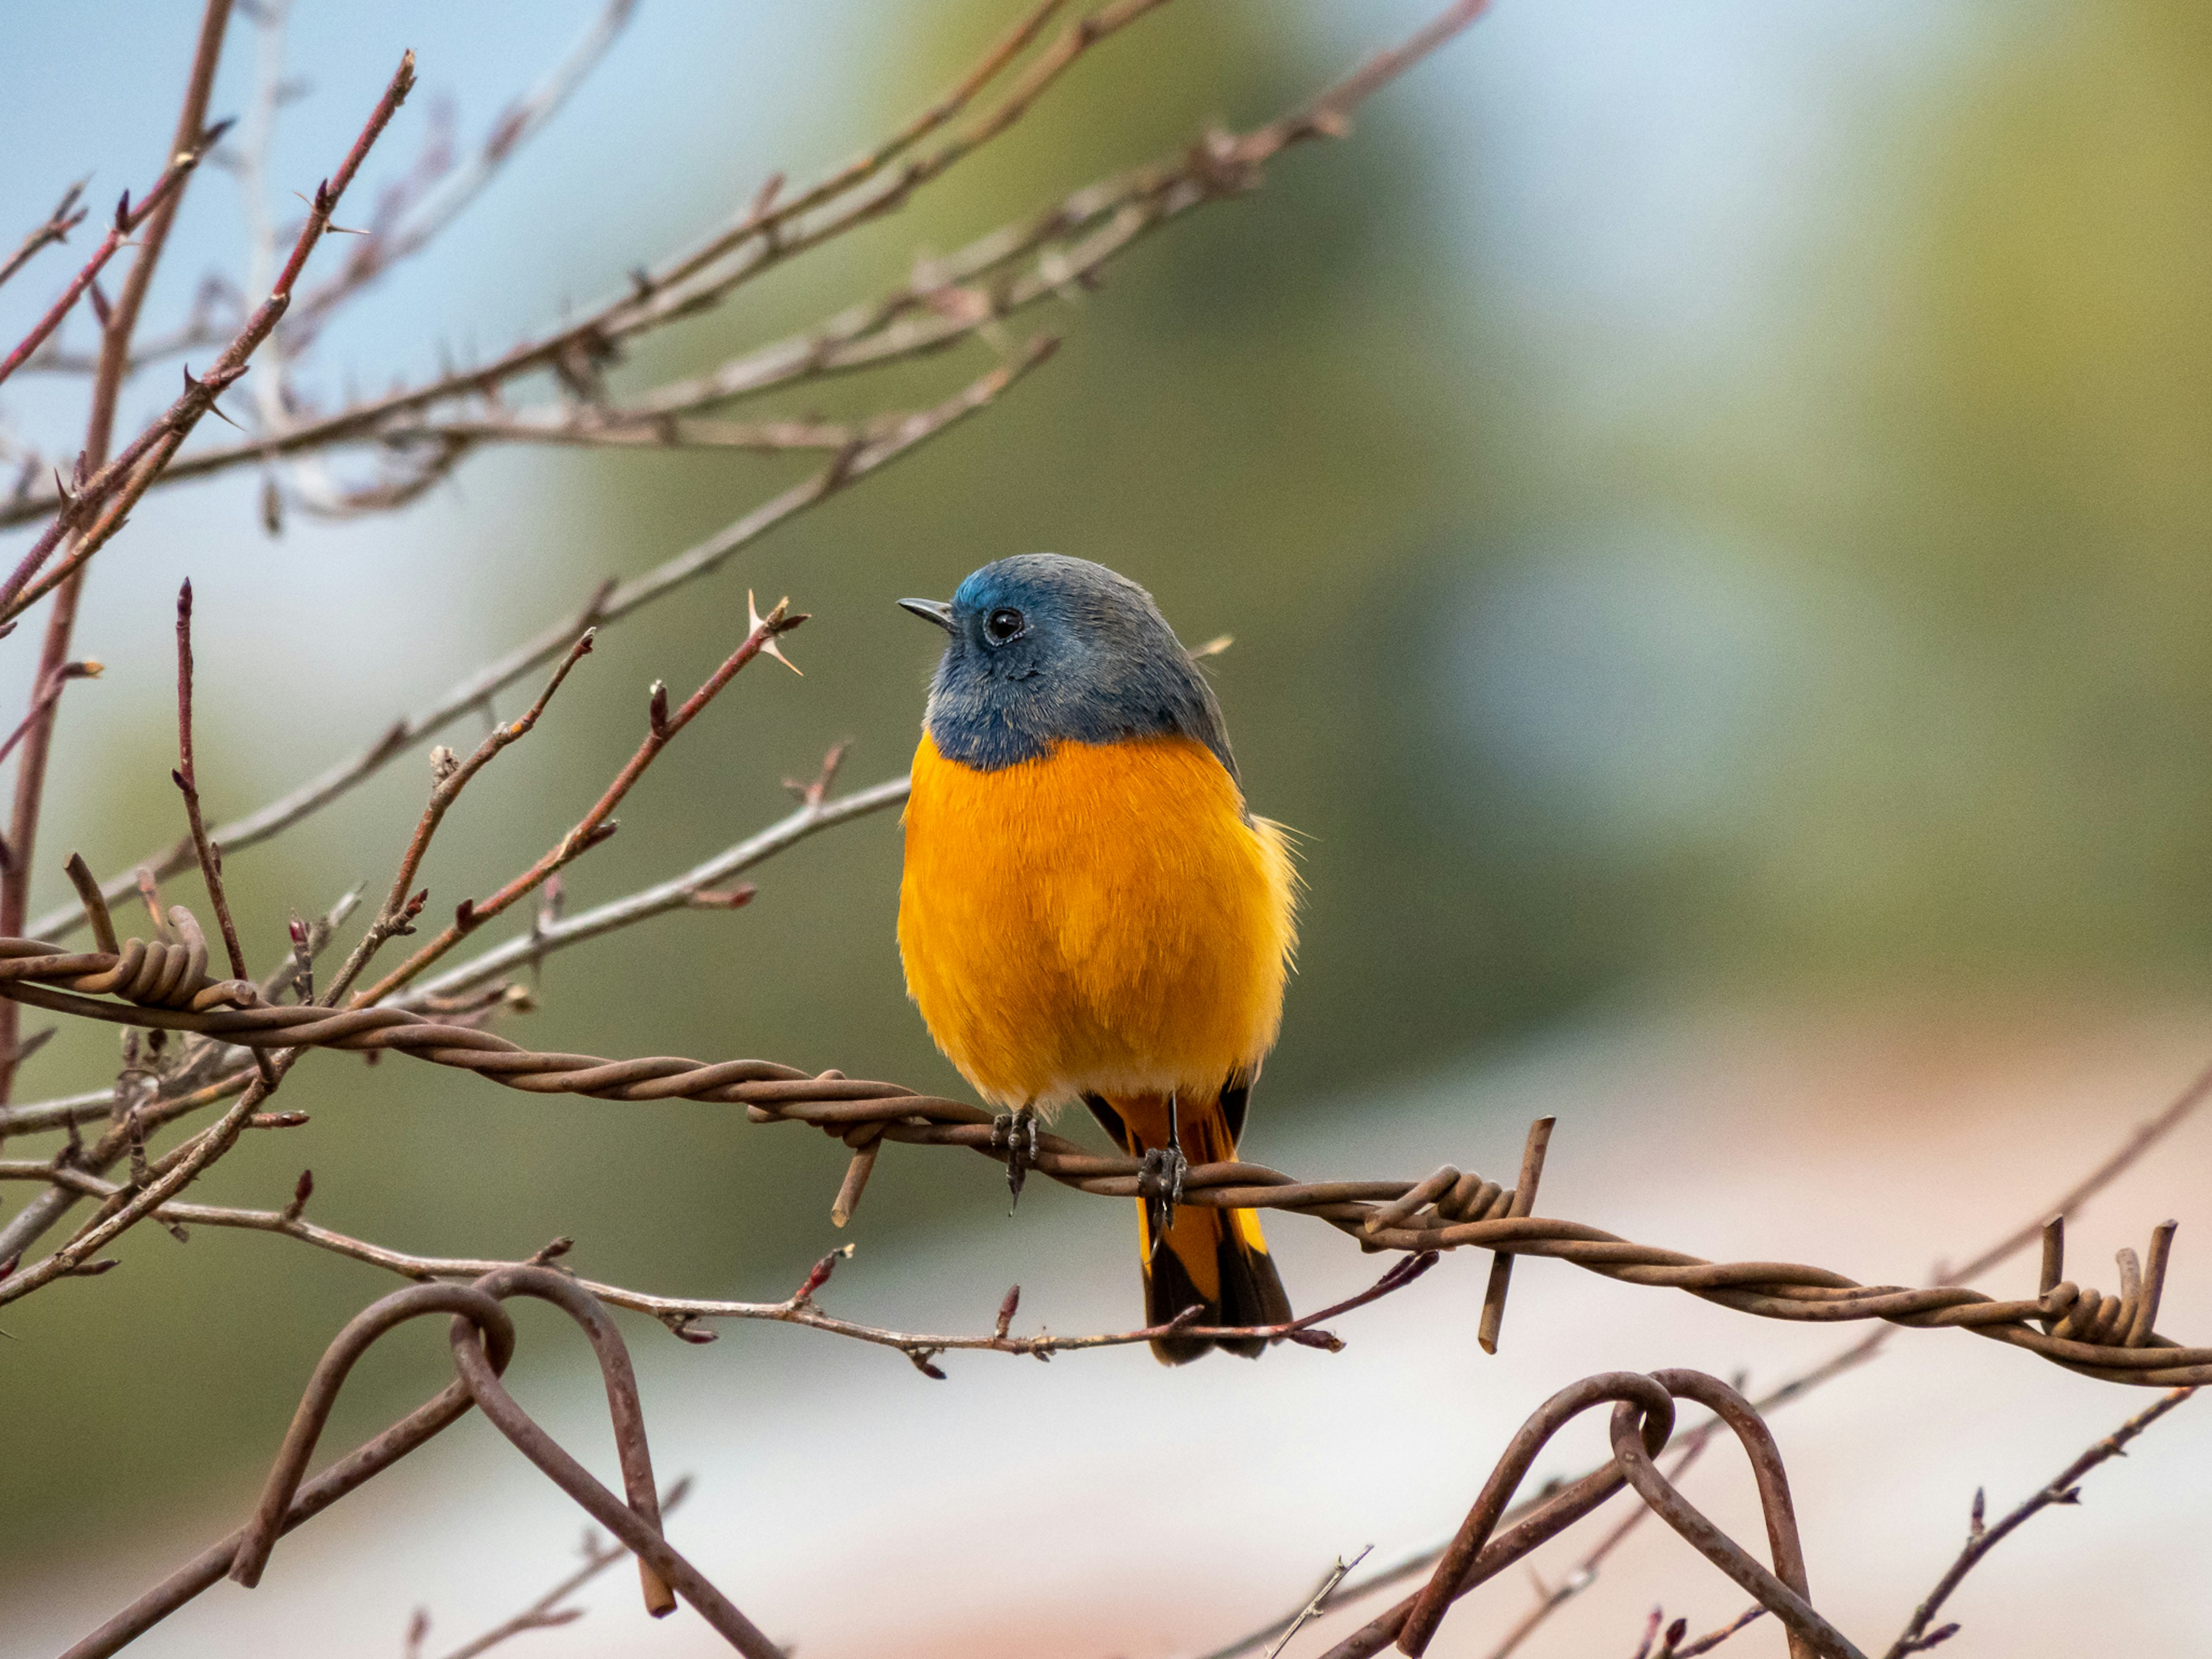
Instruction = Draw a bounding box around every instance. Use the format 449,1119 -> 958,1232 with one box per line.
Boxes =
349,597 -> 805,1003
321,627 -> 597,1006
0,179 -> 89,293
0,0 -> 1487,514
1881,1387 -> 2199,1657
28,340 -> 1050,944
424,1476 -> 692,1659
0,48 -> 419,625
0,1166 -> 1438,1363
286,0 -> 641,351
404,771 -> 909,1004
0,0 -> 243,1115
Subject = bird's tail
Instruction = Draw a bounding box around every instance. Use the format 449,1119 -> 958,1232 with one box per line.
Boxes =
1085,1090 -> 1293,1365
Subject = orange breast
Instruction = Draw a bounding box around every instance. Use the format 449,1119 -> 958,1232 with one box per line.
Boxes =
897,731 -> 1297,1112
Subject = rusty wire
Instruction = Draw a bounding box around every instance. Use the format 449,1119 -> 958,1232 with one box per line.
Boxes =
0,918 -> 2202,1389
65,1265 -> 778,1659
64,1275 -> 1853,1659
1316,1368 -> 1858,1659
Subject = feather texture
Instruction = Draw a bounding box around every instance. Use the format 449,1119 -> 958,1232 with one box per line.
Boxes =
898,730 -> 1296,1113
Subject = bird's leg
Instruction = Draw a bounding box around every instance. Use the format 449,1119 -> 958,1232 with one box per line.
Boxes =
990,1103 -> 1041,1211
1138,1092 -> 1188,1259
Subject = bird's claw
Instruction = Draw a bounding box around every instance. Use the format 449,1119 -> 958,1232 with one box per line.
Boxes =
991,1106 -> 1041,1212
1138,1145 -> 1188,1257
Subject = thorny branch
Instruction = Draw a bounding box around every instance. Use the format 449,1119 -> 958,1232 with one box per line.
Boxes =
0,143 -> 224,391
26,340 -> 1047,945
0,0 -> 243,1118
0,179 -> 89,294
1880,1386 -> 2199,1657
9,0 -> 1493,951
0,49 -> 420,627
349,593 -> 804,1005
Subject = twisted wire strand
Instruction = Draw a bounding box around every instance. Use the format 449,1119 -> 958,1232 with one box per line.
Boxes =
3,931 -> 2203,1387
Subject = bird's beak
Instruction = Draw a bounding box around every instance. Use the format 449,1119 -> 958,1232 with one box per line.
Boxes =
898,597 -> 955,632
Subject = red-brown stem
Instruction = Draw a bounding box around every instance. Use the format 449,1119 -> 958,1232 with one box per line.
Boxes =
319,627 -> 597,1006
0,662 -> 98,771
0,181 -> 89,294
0,0 -> 237,1107
0,51 -> 416,627
16,0 -> 1157,500
352,601 -> 802,1004
173,581 -> 275,1088
0,140 -> 219,389
0,367 -> 248,622
172,581 -> 251,982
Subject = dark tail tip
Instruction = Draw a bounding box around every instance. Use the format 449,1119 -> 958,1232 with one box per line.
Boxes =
1146,1217 -> 1293,1365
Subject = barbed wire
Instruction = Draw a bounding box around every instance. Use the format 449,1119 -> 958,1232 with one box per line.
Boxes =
0,915 -> 2203,1387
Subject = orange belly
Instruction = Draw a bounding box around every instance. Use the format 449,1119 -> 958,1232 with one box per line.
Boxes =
897,731 -> 1297,1112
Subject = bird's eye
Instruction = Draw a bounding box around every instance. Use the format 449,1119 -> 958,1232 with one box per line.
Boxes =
983,607 -> 1027,645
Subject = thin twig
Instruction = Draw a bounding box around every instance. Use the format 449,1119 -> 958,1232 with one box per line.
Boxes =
27,340 -> 1050,945
171,580 -> 250,984
1263,1547 -> 1374,1659
321,628 -> 597,1006
404,770 -> 908,1004
0,1167 -> 1438,1363
0,659 -> 101,770
426,1476 -> 692,1659
0,180 -> 89,293
351,597 -> 803,1004
0,50 -> 419,627
1881,1387 -> 2199,1657
172,579 -> 275,1085
0,1089 -> 264,1304
1674,1607 -> 1767,1657
0,0 -> 240,1116
287,0 -> 641,352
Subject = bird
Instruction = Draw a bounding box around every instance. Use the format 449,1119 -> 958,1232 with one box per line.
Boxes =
896,554 -> 1298,1364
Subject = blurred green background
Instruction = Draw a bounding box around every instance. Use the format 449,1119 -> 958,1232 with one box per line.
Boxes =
2,0 -> 2210,1584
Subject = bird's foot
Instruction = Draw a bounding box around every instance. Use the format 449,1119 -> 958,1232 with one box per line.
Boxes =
1138,1144 -> 1188,1257
990,1106 -> 1041,1212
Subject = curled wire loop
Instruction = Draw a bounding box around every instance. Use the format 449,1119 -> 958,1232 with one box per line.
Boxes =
1351,1370 -> 1861,1659
1,922 -> 2205,1387
0,919 -> 256,1011
66,1267 -> 778,1659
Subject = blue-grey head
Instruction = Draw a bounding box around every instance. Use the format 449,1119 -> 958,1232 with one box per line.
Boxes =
900,554 -> 1237,779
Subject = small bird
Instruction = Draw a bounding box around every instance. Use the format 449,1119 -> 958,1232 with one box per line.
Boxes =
897,554 -> 1298,1363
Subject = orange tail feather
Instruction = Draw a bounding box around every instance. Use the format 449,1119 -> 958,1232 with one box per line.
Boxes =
1085,1090 -> 1293,1365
